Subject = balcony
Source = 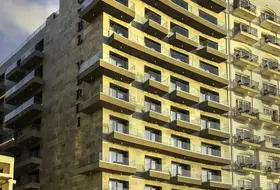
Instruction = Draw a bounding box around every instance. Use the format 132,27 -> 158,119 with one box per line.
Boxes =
108,31 -> 228,88
79,0 -> 135,23
258,112 -> 278,129
170,171 -> 202,186
170,117 -> 201,134
260,36 -> 280,56
196,0 -> 226,13
169,87 -> 200,106
5,61 -> 26,82
15,156 -> 41,174
259,13 -> 280,33
232,24 -> 258,45
261,88 -> 280,105
79,52 -> 135,84
5,70 -> 44,105
232,0 -> 257,21
198,96 -> 229,115
143,0 -> 227,39
142,105 -> 169,125
142,12 -> 168,39
199,123 -> 230,141
235,161 -> 262,174
232,51 -> 258,71
108,130 -> 231,166
233,79 -> 259,97
76,152 -> 136,175
260,61 -> 280,80
14,127 -> 41,148
260,139 -> 280,153
233,106 -> 259,123
4,97 -> 43,129
143,164 -> 170,181
197,41 -> 227,63
80,85 -> 135,115
265,165 -> 280,178
235,135 -> 261,149
143,75 -> 169,96
202,176 -> 232,190
168,26 -> 199,51
20,45 -> 44,70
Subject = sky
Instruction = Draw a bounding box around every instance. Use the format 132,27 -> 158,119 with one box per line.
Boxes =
0,0 -> 59,62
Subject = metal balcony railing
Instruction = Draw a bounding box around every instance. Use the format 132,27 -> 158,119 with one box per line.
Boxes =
261,60 -> 280,71
261,35 -> 280,47
259,12 -> 280,25
233,23 -> 257,36
233,50 -> 258,63
233,78 -> 259,90
233,0 -> 256,13
234,105 -> 259,116
236,134 -> 261,144
236,160 -> 262,170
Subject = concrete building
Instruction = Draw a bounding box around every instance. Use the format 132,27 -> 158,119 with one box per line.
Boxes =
0,0 -> 279,189
0,154 -> 15,190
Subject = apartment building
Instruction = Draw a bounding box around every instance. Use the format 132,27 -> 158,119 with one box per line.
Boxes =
0,0 -> 279,189
0,154 -> 15,190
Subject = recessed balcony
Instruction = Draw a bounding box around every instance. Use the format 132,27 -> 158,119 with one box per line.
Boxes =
235,135 -> 261,149
235,161 -> 262,174
142,106 -> 169,125
232,0 -> 257,21
142,12 -> 168,39
233,106 -> 259,123
197,41 -> 227,63
261,88 -> 280,105
199,123 -> 230,141
143,76 -> 169,96
108,31 -> 228,88
143,165 -> 170,181
108,130 -> 231,166
143,0 -> 227,39
80,85 -> 135,115
260,61 -> 280,80
168,26 -> 199,51
4,97 -> 43,129
170,117 -> 201,134
5,70 -> 44,105
196,0 -> 226,13
76,153 -> 136,175
232,24 -> 258,45
260,139 -> 280,153
169,88 -> 200,106
260,36 -> 280,56
232,51 -> 259,71
259,13 -> 280,33
20,45 -> 44,70
198,97 -> 229,115
170,171 -> 202,186
15,156 -> 41,174
79,52 -> 135,84
202,176 -> 232,190
233,79 -> 259,97
79,0 -> 135,23
5,61 -> 26,82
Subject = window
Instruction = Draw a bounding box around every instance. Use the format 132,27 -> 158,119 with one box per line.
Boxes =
145,9 -> 162,24
145,67 -> 161,82
202,169 -> 221,182
109,180 -> 128,190
199,10 -> 218,25
110,85 -> 128,102
171,78 -> 189,92
145,185 -> 161,190
201,116 -> 220,130
145,98 -> 161,113
200,61 -> 219,75
171,23 -> 189,37
110,117 -> 128,133
170,49 -> 189,63
110,53 -> 128,70
110,21 -> 128,38
109,149 -> 128,165
171,135 -> 190,150
171,0 -> 188,10
171,162 -> 190,177
145,127 -> 161,142
145,38 -> 161,52
145,157 -> 161,171
201,143 -> 221,157
171,108 -> 189,122
200,88 -> 219,103
116,0 -> 129,7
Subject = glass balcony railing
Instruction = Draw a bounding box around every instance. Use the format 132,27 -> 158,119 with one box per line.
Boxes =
144,163 -> 169,173
171,0 -> 188,10
201,121 -> 229,133
233,23 -> 258,36
233,0 -> 256,13
6,70 -> 42,97
171,26 -> 189,37
80,0 -> 135,12
171,86 -> 200,97
199,40 -> 226,53
4,97 -> 41,123
233,51 -> 258,63
6,61 -> 19,75
107,29 -> 227,79
144,72 -> 168,86
21,44 -> 43,61
202,174 -> 231,184
200,93 -> 228,106
171,168 -> 201,179
233,78 -> 259,90
144,103 -> 169,117
144,12 -> 167,27
79,51 -> 135,74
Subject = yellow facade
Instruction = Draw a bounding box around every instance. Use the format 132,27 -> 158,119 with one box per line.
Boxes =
0,155 -> 15,190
